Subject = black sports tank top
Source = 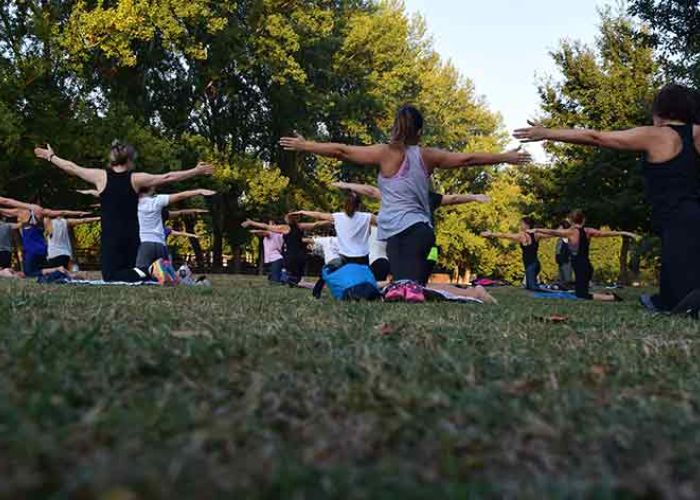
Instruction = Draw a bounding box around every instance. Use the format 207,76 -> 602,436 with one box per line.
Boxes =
283,225 -> 305,257
642,124 -> 700,229
100,171 -> 139,243
520,233 -> 539,266
572,227 -> 589,261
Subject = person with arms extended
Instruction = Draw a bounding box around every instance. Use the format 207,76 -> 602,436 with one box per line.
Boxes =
34,141 -> 214,282
281,105 -> 531,303
515,84 -> 700,313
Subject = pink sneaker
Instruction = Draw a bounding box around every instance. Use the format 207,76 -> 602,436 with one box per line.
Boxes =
384,283 -> 406,302
404,282 -> 425,303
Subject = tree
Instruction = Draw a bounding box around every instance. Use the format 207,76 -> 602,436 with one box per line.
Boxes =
437,171 -> 534,282
534,10 -> 660,281
629,0 -> 700,87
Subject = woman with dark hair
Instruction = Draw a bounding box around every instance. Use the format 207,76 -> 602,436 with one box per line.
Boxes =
280,105 -> 530,302
242,215 -> 328,285
532,210 -> 637,301
34,141 -> 214,282
289,191 -> 376,266
515,84 -> 700,312
481,216 -> 547,290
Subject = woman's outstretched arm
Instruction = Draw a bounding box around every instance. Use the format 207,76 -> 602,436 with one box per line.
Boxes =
280,135 -> 387,166
441,194 -> 490,206
34,145 -> 106,188
289,210 -> 334,222
167,189 -> 216,205
169,230 -> 200,239
481,231 -> 526,243
587,228 -> 638,239
513,120 -> 660,152
132,162 -> 215,190
423,147 -> 531,170
241,219 -> 289,234
42,209 -> 92,218
332,182 -> 382,200
169,209 -> 210,217
531,228 -> 572,238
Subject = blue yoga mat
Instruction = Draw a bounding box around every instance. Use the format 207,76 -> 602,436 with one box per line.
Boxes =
531,291 -> 580,300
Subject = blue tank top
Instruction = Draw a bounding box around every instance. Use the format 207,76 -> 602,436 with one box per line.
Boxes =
377,146 -> 432,240
22,224 -> 47,256
642,124 -> 700,229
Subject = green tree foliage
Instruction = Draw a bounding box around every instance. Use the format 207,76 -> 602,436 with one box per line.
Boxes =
629,0 -> 700,87
532,10 -> 659,280
0,0 -> 508,271
437,171 -> 533,282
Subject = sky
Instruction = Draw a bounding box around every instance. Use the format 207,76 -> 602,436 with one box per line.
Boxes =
403,0 -> 611,161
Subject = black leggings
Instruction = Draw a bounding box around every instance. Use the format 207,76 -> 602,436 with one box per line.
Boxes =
101,238 -> 145,283
284,253 -> 306,284
341,255 -> 370,266
371,258 -> 390,281
386,222 -> 435,284
653,200 -> 700,311
573,255 -> 593,300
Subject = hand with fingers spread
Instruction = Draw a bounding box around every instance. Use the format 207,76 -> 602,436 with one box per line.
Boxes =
513,120 -> 550,143
34,144 -> 55,161
503,146 -> 532,164
279,133 -> 307,152
196,162 -> 215,176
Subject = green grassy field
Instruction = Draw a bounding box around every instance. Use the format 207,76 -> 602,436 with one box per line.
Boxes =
1,276 -> 699,498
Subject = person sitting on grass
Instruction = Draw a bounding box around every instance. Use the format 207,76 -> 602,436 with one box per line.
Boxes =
136,187 -> 216,283
554,220 -> 574,289
44,214 -> 100,272
34,141 -> 214,282
249,221 -> 286,283
530,210 -> 637,301
481,216 -> 550,291
514,84 -> 700,313
242,215 -> 330,285
332,181 -> 490,282
289,190 -> 377,267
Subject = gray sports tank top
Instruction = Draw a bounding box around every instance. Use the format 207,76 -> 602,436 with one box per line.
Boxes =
376,146 -> 432,240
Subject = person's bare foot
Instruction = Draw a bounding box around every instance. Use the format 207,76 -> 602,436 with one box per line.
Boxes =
474,285 -> 498,304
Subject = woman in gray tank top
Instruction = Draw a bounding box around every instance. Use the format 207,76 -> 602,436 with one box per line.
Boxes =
280,105 -> 531,302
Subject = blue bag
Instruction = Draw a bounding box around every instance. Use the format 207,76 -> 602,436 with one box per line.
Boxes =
319,263 -> 380,301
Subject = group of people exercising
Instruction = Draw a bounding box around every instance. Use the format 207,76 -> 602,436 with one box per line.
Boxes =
0,82 -> 697,313
0,141 -> 213,283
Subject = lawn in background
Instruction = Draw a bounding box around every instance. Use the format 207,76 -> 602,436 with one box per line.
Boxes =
1,277 -> 699,498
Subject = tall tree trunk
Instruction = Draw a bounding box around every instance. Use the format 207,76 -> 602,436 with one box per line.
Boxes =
618,237 -> 631,285
257,236 -> 264,275
233,245 -> 242,274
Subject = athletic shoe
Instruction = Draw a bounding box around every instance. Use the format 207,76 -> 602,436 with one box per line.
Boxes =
404,282 -> 426,303
384,283 -> 406,302
150,258 -> 178,286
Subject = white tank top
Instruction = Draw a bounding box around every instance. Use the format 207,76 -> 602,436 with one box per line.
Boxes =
332,211 -> 372,258
369,226 -> 387,264
47,218 -> 73,259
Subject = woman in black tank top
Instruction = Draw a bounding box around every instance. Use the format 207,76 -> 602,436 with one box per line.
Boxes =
34,141 -> 214,281
242,214 -> 328,286
516,84 -> 700,313
534,210 -> 636,301
481,216 -> 547,290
